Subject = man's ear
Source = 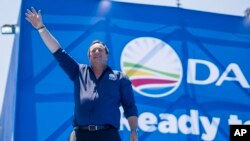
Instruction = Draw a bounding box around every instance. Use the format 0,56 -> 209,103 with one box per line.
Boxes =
87,49 -> 90,57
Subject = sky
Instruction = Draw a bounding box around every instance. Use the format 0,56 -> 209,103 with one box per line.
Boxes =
112,0 -> 250,17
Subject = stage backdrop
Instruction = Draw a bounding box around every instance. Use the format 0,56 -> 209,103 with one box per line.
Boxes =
16,0 -> 250,140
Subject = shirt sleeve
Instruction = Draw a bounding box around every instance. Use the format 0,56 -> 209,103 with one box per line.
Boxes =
120,72 -> 138,118
53,48 -> 79,80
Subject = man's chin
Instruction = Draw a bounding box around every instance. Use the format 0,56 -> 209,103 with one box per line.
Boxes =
92,61 -> 104,65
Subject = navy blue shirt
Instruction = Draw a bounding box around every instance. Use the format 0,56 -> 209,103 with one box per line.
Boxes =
53,48 -> 138,129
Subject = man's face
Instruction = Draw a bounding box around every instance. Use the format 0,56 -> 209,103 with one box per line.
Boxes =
88,43 -> 108,66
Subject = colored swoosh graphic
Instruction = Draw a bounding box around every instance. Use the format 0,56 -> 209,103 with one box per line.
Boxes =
124,69 -> 155,76
131,78 -> 177,87
123,62 -> 180,79
141,87 -> 174,94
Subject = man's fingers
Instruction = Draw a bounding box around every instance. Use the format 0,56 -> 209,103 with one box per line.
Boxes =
25,13 -> 32,19
25,17 -> 31,23
25,12 -> 31,17
26,9 -> 33,16
26,8 -> 41,20
38,10 -> 42,17
31,7 -> 38,15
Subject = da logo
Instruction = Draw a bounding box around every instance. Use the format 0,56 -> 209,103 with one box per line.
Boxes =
120,37 -> 183,98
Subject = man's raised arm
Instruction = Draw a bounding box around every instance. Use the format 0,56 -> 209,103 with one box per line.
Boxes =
25,7 -> 60,53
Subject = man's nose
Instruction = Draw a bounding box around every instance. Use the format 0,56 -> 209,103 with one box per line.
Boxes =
95,49 -> 100,53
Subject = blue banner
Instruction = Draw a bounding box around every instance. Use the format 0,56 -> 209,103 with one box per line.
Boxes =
17,0 -> 250,140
